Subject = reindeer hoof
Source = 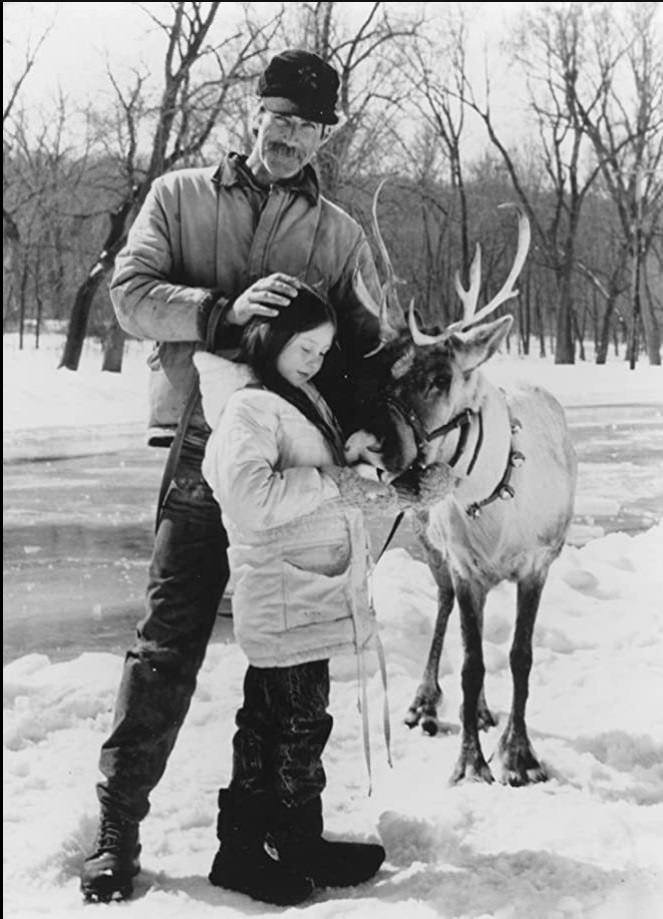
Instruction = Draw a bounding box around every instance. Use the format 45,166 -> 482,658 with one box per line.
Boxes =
404,709 -> 420,729
421,717 -> 439,737
500,764 -> 548,786
529,765 -> 549,784
405,689 -> 444,733
496,735 -> 548,785
403,710 -> 442,736
450,761 -> 495,785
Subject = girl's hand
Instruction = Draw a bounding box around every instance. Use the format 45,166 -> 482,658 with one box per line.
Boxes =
343,430 -> 383,466
322,465 -> 400,511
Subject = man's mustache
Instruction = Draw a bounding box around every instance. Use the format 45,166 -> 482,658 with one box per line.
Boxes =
268,142 -> 301,158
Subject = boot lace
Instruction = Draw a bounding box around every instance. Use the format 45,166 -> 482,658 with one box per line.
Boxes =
94,815 -> 137,857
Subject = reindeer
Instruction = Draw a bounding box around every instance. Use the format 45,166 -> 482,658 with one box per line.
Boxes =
350,186 -> 577,786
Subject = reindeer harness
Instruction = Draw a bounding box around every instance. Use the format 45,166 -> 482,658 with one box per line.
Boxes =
385,393 -> 525,520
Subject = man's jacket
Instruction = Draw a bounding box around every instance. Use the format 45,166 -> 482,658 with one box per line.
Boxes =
110,153 -> 383,443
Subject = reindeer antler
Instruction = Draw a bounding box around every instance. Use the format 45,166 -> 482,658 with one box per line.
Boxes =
353,265 -> 400,357
409,203 -> 531,345
354,179 -> 407,354
372,179 -> 406,324
454,204 -> 531,331
453,243 -> 482,323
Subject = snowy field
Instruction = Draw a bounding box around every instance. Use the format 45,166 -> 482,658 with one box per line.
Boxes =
3,335 -> 663,918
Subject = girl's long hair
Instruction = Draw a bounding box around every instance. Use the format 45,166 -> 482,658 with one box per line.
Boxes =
239,287 -> 344,460
240,286 -> 336,384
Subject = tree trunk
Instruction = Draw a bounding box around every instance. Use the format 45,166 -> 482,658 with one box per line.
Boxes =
102,315 -> 126,373
18,259 -> 29,350
519,275 -> 530,355
572,309 -> 586,361
554,267 -> 575,364
59,196 -> 135,371
596,295 -> 617,365
626,240 -> 641,370
35,288 -> 43,349
3,209 -> 20,329
534,290 -> 546,358
59,264 -> 108,370
639,276 -> 661,366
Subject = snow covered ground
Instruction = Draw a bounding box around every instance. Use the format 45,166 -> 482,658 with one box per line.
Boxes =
3,335 -> 663,918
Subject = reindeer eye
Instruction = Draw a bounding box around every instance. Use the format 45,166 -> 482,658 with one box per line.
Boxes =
432,375 -> 451,393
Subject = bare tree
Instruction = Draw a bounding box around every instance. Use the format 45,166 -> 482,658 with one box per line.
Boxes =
4,93 -> 103,346
574,186 -> 631,363
570,1 -> 662,367
59,0 -> 278,372
462,2 -> 606,364
3,14 -> 53,344
285,1 -> 424,199
3,13 -> 52,125
407,8 -> 472,297
401,7 -> 525,332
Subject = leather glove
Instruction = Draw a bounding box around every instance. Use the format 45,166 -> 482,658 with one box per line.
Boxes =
323,465 -> 402,513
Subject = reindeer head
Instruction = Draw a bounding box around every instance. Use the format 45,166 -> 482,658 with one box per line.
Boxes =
348,184 -> 529,482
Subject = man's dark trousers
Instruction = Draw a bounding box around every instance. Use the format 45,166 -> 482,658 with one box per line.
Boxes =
96,427 -> 229,823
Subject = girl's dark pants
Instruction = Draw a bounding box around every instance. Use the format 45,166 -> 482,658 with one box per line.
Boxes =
231,662 -> 332,806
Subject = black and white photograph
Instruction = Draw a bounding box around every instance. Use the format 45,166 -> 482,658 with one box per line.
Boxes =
4,2 -> 662,917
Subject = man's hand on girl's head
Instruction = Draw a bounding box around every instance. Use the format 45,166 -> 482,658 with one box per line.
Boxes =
227,273 -> 301,325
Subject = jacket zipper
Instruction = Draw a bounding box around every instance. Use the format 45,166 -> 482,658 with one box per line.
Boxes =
256,186 -> 288,278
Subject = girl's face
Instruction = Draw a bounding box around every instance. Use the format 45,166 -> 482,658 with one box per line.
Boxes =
276,321 -> 335,388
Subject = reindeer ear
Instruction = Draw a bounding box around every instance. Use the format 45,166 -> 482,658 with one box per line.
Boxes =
391,344 -> 415,379
452,315 -> 513,373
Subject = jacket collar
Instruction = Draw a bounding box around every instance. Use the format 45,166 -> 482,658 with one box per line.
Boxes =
212,152 -> 320,204
194,352 -> 257,429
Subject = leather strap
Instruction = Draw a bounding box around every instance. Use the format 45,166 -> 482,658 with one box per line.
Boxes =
154,385 -> 201,532
375,509 -> 405,562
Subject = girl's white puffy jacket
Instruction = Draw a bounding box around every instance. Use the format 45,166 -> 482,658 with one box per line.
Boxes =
194,352 -> 377,668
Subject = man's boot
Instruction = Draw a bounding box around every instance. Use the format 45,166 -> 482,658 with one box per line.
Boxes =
208,787 -> 314,906
271,796 -> 385,889
80,811 -> 141,902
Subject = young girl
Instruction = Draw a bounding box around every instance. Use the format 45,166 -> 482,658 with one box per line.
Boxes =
193,287 -> 389,907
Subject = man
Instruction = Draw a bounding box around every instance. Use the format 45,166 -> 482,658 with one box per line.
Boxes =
80,49 -> 385,904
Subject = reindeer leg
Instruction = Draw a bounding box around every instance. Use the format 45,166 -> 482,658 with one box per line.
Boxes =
477,685 -> 498,731
451,579 -> 494,784
404,515 -> 457,735
405,556 -> 455,735
494,572 -> 548,786
463,602 -> 497,732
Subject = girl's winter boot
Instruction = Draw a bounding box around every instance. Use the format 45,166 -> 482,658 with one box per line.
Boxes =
271,796 -> 385,888
208,787 -> 314,906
